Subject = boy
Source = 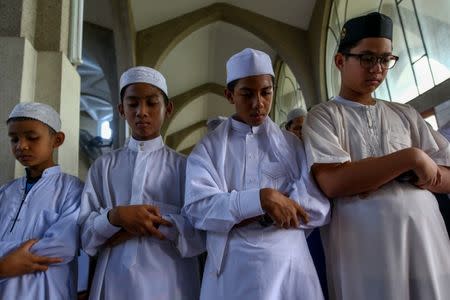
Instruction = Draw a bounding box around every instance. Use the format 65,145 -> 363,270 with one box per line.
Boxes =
303,12 -> 450,300
183,48 -> 330,299
78,66 -> 204,300
0,102 -> 83,299
285,107 -> 307,140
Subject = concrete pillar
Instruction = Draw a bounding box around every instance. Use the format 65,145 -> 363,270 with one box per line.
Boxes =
0,37 -> 38,182
0,0 -> 81,185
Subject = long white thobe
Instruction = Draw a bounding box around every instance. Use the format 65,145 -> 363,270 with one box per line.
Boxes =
303,96 -> 450,300
184,117 -> 330,300
78,136 -> 204,300
0,166 -> 83,299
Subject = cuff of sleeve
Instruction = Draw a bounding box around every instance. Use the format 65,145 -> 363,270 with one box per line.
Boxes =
158,215 -> 178,242
236,189 -> 264,220
94,211 -> 121,239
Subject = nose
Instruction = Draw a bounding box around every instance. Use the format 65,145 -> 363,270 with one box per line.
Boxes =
16,139 -> 29,151
370,59 -> 383,73
136,103 -> 149,117
251,93 -> 264,109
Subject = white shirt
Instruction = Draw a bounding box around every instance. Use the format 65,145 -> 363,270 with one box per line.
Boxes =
78,136 -> 204,300
0,166 -> 83,300
303,96 -> 450,300
184,117 -> 330,300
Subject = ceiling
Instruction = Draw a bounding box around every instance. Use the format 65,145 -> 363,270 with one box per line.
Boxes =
131,0 -> 316,31
82,1 -> 317,151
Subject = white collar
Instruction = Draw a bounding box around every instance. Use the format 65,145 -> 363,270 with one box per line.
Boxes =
333,95 -> 378,108
127,136 -> 164,153
230,115 -> 265,134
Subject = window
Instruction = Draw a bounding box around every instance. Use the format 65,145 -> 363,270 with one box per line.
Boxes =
100,120 -> 112,140
273,62 -> 306,125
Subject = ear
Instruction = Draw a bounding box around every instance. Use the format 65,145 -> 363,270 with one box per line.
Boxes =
165,101 -> 174,118
53,132 -> 65,148
224,89 -> 234,104
117,103 -> 125,118
335,53 -> 345,70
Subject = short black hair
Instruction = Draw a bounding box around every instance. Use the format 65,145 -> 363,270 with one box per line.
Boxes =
7,117 -> 57,135
120,84 -> 170,106
337,41 -> 361,55
226,75 -> 275,92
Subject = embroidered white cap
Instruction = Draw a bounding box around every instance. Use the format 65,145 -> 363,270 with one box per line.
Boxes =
226,48 -> 274,84
286,108 -> 307,123
8,102 -> 61,132
120,66 -> 168,98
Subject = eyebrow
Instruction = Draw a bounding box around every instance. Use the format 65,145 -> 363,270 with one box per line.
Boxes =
125,95 -> 160,100
238,85 -> 273,92
8,130 -> 38,136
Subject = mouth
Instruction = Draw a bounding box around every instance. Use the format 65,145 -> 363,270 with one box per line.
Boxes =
366,78 -> 381,85
135,121 -> 150,128
17,155 -> 33,162
250,112 -> 265,118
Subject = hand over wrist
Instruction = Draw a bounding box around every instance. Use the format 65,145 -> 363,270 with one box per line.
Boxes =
108,207 -> 121,227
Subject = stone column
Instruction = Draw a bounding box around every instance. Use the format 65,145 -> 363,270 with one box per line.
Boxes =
0,0 -> 81,184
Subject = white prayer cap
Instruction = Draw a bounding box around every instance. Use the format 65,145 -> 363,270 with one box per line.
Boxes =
120,66 -> 168,98
286,108 -> 307,123
8,102 -> 61,132
206,116 -> 227,132
226,48 -> 274,84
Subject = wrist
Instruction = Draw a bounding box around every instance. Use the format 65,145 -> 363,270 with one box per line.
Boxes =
0,260 -> 5,277
408,147 -> 426,169
108,207 -> 120,227
259,188 -> 272,211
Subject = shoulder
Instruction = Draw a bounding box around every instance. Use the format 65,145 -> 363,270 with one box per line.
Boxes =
378,99 -> 415,112
55,173 -> 84,192
307,101 -> 339,118
90,147 -> 125,168
163,145 -> 187,166
378,100 -> 422,121
0,178 -> 22,194
190,129 -> 221,156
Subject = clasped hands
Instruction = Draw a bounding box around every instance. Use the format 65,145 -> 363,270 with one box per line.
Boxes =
105,204 -> 173,247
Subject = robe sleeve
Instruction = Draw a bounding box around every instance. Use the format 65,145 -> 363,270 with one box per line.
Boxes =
157,157 -> 206,257
303,104 -> 351,169
158,213 -> 206,257
30,179 -> 83,264
182,143 -> 264,233
78,162 -> 121,256
0,184 -> 22,257
287,138 -> 330,229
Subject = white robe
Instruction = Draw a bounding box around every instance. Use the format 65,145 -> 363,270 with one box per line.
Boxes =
78,136 -> 204,300
0,166 -> 83,300
439,121 -> 450,142
303,96 -> 450,300
184,117 -> 330,300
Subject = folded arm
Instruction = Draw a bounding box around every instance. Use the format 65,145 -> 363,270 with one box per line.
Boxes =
30,181 -> 83,263
312,147 -> 444,198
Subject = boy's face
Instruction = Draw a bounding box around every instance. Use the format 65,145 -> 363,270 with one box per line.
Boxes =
225,75 -> 273,127
118,83 -> 173,141
335,37 -> 392,99
8,120 -> 64,174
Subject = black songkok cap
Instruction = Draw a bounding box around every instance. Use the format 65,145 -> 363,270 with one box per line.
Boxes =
338,12 -> 393,52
